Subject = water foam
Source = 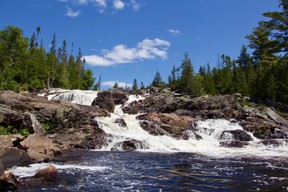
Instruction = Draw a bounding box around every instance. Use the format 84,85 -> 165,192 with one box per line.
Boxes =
95,96 -> 288,158
10,163 -> 108,178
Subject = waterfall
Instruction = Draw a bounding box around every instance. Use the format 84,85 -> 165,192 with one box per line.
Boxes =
95,96 -> 288,158
45,89 -> 98,106
40,90 -> 288,158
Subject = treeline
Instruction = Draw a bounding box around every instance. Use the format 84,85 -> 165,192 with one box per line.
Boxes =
0,26 -> 95,92
150,0 -> 288,106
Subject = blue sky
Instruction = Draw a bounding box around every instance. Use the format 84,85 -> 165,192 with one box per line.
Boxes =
1,0 -> 280,89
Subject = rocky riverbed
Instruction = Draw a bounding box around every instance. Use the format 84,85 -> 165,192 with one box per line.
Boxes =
0,88 -> 288,189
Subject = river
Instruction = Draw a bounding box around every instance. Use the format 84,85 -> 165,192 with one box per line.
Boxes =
11,151 -> 288,191
10,89 -> 287,191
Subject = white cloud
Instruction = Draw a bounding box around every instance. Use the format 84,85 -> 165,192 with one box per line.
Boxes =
59,0 -> 141,13
75,0 -> 89,5
113,0 -> 125,10
65,6 -> 81,17
94,0 -> 107,7
102,81 -> 132,88
83,38 -> 170,66
168,29 -> 180,36
130,0 -> 141,11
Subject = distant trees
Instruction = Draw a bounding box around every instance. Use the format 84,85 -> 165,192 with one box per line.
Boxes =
0,26 -> 95,92
144,0 -> 286,107
151,71 -> 165,88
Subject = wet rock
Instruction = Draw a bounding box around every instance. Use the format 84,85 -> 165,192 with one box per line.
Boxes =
219,130 -> 253,148
0,171 -> 20,191
139,120 -> 171,136
114,118 -> 127,127
261,139 -> 288,147
33,165 -> 58,181
220,130 -> 253,142
220,141 -> 249,148
92,97 -> 115,113
112,139 -> 148,151
92,90 -> 128,109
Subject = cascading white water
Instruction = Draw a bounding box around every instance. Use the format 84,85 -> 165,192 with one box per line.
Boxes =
45,89 -> 98,106
96,95 -> 288,158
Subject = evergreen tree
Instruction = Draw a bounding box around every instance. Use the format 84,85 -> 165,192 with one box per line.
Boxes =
140,81 -> 145,90
82,69 -> 95,90
202,63 -> 216,95
168,65 -> 179,89
113,82 -> 119,89
0,26 -> 29,90
152,70 -> 165,87
177,52 -> 194,94
46,33 -> 57,88
132,78 -> 138,91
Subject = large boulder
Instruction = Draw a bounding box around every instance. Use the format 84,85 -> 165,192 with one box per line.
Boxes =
20,134 -> 61,158
0,147 -> 32,169
91,89 -> 130,112
137,112 -> 194,138
111,139 -> 148,151
33,165 -> 58,181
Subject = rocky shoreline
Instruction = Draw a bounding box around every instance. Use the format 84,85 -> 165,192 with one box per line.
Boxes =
0,88 -> 288,189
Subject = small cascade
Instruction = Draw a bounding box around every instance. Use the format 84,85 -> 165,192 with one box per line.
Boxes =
96,96 -> 288,158
45,89 -> 98,106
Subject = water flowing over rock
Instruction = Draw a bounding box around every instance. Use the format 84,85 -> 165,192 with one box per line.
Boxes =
33,165 -> 58,181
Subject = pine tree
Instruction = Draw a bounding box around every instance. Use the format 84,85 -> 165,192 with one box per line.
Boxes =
113,82 -> 119,89
140,81 -> 145,90
47,33 -> 57,88
132,78 -> 138,91
202,62 -> 216,95
168,65 -> 179,90
152,70 -> 165,87
177,52 -> 194,94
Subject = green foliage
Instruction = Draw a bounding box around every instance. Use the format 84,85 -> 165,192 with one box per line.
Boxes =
42,123 -> 53,132
19,129 -> 30,137
152,71 -> 165,88
0,26 -> 95,92
0,126 -> 9,135
132,79 -> 138,91
0,125 -> 29,136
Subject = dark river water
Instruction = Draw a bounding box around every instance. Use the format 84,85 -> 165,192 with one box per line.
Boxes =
15,150 -> 288,192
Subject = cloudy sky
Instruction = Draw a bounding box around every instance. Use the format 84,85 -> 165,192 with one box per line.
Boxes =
1,0 -> 279,89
